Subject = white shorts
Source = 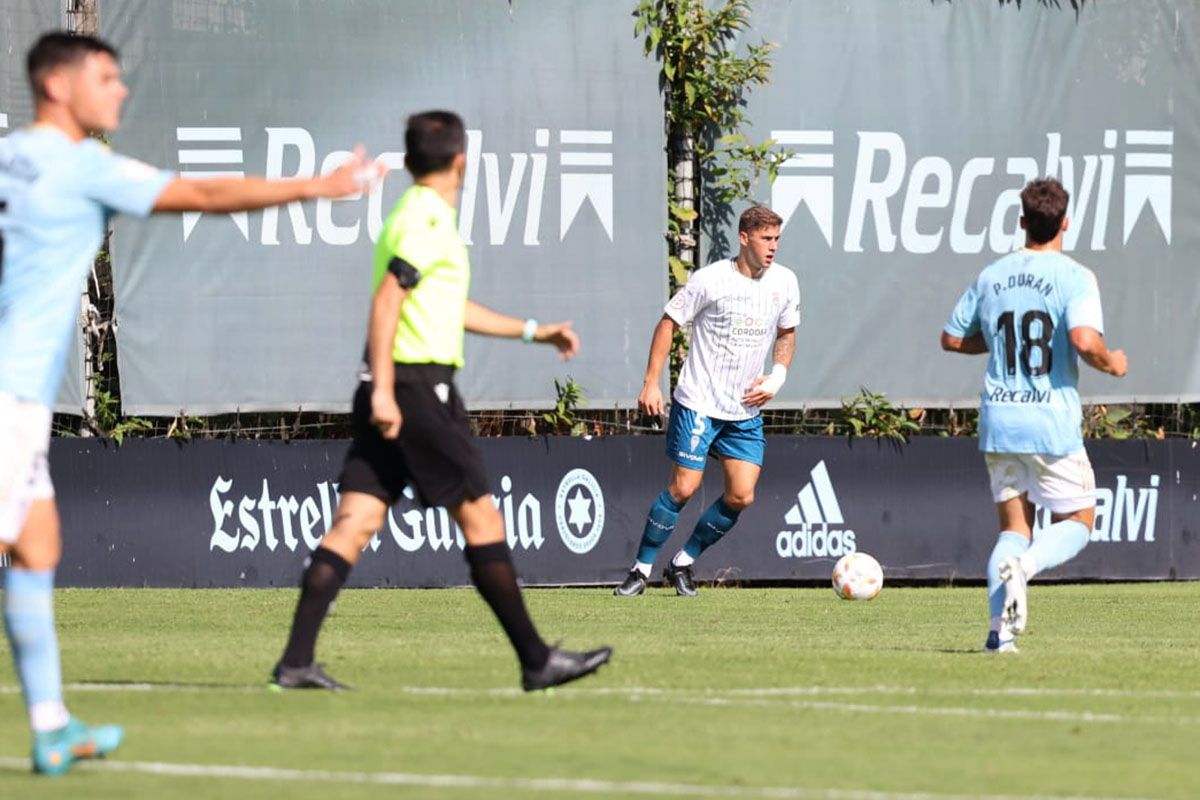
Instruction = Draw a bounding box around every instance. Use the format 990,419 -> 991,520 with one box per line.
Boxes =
984,450 -> 1095,515
0,393 -> 55,545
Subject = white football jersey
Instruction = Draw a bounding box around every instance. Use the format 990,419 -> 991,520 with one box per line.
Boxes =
667,258 -> 801,420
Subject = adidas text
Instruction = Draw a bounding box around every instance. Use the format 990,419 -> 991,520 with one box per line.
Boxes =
776,525 -> 857,559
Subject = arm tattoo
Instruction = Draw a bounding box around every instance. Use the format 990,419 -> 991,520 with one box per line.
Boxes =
773,330 -> 796,366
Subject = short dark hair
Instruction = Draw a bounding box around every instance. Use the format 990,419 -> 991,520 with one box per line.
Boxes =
739,205 -> 783,234
404,111 -> 466,178
1020,178 -> 1069,245
27,32 -> 119,101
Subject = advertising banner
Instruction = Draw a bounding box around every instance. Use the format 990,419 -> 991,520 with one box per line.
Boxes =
732,2 -> 1200,407
103,0 -> 666,413
46,436 -> 1199,588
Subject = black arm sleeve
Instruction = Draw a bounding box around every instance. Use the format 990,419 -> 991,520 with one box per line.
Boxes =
387,256 -> 421,290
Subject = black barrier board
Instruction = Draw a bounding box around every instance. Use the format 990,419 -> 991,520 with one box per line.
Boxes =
37,437 -> 1200,587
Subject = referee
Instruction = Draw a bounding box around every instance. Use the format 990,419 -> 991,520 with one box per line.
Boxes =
273,111 -> 611,691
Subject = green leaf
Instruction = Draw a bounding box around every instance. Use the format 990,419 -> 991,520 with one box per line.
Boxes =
1106,408 -> 1132,423
670,205 -> 699,222
669,256 -> 692,285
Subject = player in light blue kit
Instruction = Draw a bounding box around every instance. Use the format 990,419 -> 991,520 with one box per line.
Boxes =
0,32 -> 379,775
941,178 -> 1127,654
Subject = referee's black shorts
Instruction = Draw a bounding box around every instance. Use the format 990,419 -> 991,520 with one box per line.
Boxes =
338,364 -> 489,509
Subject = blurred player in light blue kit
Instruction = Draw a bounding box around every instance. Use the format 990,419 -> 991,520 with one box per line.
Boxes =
0,31 -> 378,774
941,177 -> 1127,653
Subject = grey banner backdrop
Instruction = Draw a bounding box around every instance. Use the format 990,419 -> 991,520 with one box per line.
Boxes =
47,436 -> 1198,588
1,1 -> 83,413
728,1 -> 1200,408
103,1 -> 666,414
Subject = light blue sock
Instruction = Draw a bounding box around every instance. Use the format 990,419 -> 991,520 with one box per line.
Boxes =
1022,519 -> 1090,577
3,569 -> 64,710
682,499 -> 741,559
635,491 -> 685,566
987,532 -> 1030,621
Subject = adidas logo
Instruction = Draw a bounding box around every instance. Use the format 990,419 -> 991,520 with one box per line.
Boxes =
776,460 -> 857,559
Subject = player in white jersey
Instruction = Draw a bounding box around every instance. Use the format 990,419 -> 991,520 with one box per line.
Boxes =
0,32 -> 380,775
615,206 -> 800,596
942,178 -> 1127,653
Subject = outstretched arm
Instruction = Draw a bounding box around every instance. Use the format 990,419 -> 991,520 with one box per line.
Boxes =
463,300 -> 579,360
1069,326 -> 1127,377
743,327 -> 796,407
638,315 -> 678,417
152,147 -> 385,213
367,274 -> 408,439
940,331 -> 989,355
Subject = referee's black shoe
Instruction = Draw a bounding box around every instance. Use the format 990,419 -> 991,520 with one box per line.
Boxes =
613,569 -> 647,596
270,661 -> 350,691
663,563 -> 698,596
522,645 -> 613,692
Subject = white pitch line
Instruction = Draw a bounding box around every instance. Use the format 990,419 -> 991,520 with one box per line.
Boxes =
4,683 -> 1197,725
683,686 -> 1200,700
0,756 -> 1162,800
1,682 -> 1195,701
432,685 -> 1200,701
667,696 -> 1130,724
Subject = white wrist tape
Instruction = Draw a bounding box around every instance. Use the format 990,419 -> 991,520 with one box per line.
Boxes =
759,364 -> 787,395
521,318 -> 539,343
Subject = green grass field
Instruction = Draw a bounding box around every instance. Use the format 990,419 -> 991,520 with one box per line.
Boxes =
1,583 -> 1197,799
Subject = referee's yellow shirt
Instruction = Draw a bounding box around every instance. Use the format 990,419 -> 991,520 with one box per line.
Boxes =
373,185 -> 470,367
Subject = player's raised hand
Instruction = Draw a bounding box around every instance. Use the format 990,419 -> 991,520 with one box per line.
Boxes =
319,146 -> 388,198
536,321 -> 580,361
639,382 -> 665,418
371,388 -> 403,440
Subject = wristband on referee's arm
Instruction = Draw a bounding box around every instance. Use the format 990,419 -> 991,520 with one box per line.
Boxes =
760,363 -> 787,395
521,318 -> 539,344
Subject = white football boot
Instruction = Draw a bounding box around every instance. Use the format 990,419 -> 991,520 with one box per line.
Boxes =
998,556 -> 1029,635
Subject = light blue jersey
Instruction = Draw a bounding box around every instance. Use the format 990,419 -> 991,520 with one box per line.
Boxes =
945,250 -> 1104,456
0,127 -> 172,407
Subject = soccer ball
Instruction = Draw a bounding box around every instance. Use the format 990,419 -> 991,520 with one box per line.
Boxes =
831,552 -> 883,601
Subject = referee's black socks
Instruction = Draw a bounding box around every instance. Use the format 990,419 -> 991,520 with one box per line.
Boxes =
465,542 -> 551,671
281,547 -> 352,668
